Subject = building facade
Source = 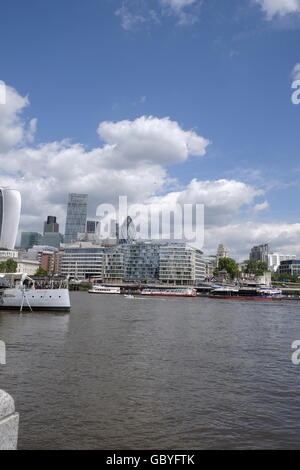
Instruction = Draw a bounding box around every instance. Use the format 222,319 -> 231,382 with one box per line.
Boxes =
20,232 -> 42,250
278,260 -> 300,277
60,246 -> 105,279
250,244 -> 269,263
0,188 -> 21,250
43,216 -> 59,234
268,253 -> 296,272
64,193 -> 88,244
159,244 -> 205,285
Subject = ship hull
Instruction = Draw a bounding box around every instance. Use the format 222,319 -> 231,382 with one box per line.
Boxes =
209,295 -> 282,301
0,288 -> 71,311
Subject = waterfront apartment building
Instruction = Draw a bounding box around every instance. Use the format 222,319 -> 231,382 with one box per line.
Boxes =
64,193 -> 88,244
0,187 -> 21,250
60,245 -> 105,279
250,244 -> 269,263
159,244 -> 206,285
278,260 -> 300,277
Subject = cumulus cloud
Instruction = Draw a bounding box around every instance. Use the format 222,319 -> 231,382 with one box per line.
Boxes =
97,116 -> 210,167
255,0 -> 300,19
0,83 -> 211,234
0,83 -> 37,151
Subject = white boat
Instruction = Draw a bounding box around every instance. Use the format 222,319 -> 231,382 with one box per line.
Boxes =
0,273 -> 71,311
141,287 -> 197,297
124,294 -> 135,299
89,285 -> 121,295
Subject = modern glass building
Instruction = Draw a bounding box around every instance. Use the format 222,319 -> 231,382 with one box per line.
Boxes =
159,243 -> 206,285
20,232 -> 42,250
60,247 -> 105,279
103,241 -> 205,285
103,242 -> 160,282
278,260 -> 300,277
64,193 -> 88,244
250,244 -> 269,263
0,187 -> 21,250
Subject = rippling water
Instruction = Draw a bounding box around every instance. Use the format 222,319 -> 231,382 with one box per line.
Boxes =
0,292 -> 300,449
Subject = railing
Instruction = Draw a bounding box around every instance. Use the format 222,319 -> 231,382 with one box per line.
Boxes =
0,390 -> 19,449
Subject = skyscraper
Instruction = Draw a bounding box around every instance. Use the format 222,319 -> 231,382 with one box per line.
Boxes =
44,215 -> 59,234
64,193 -> 88,244
0,187 -> 21,250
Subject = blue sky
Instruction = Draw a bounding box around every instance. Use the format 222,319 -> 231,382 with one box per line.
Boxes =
0,0 -> 300,258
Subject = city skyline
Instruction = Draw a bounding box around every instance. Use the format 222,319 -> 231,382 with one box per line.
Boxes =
0,0 -> 300,259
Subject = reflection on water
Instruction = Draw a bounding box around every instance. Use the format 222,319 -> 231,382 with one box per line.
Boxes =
0,292 -> 300,449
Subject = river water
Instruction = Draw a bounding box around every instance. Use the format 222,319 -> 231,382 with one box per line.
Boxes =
0,292 -> 300,449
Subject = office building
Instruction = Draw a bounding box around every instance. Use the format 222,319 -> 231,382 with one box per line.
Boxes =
250,244 -> 269,263
0,187 -> 21,250
159,243 -> 205,285
278,260 -> 300,277
268,253 -> 296,272
44,216 -> 59,234
64,193 -> 88,244
42,232 -> 63,249
86,220 -> 99,234
103,242 -> 160,283
20,232 -> 42,250
60,244 -> 105,279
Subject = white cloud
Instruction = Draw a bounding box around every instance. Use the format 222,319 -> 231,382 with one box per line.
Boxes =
97,116 -> 210,167
253,200 -> 269,213
0,84 -> 37,151
0,84 -> 210,234
292,63 -> 300,80
160,0 -> 200,24
255,0 -> 300,19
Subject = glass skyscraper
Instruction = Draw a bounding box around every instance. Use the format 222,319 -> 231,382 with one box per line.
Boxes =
64,193 -> 88,244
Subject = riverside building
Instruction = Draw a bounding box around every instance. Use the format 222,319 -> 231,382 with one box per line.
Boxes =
159,243 -> 205,285
60,244 -> 105,279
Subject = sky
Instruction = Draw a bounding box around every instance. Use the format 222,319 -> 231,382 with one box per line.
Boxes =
0,0 -> 300,259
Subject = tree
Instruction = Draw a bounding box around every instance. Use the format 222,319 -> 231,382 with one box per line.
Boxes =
35,268 -> 48,277
244,259 -> 268,276
215,257 -> 239,280
0,258 -> 17,273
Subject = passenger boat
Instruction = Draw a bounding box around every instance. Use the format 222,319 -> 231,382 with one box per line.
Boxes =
141,287 -> 197,297
0,273 -> 71,311
209,286 -> 283,300
88,285 -> 121,294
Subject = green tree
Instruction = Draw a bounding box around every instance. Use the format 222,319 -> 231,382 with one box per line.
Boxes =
35,268 -> 48,277
244,259 -> 268,275
0,258 -> 17,273
215,257 -> 239,280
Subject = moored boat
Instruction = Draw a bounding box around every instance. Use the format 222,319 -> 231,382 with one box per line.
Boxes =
209,286 -> 283,300
0,273 -> 71,311
141,287 -> 197,297
89,285 -> 121,294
